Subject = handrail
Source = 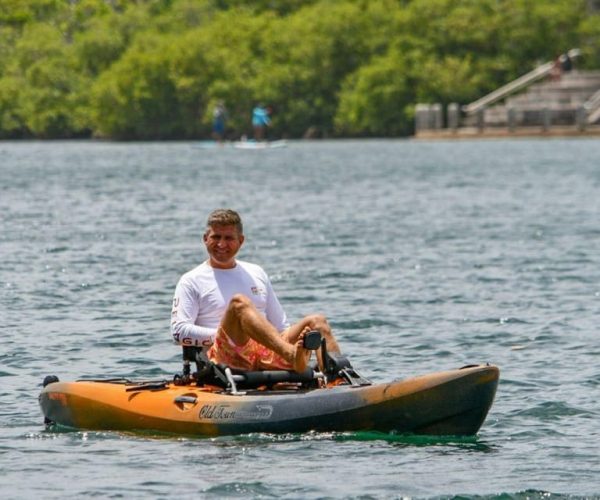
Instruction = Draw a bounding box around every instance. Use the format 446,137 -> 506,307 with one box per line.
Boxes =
584,88 -> 600,124
462,49 -> 581,115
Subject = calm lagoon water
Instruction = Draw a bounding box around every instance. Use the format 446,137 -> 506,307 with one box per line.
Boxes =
1,139 -> 599,498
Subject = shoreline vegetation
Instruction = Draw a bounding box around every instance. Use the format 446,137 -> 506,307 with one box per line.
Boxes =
1,0 -> 599,141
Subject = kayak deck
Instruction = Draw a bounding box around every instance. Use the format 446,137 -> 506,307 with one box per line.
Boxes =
39,364 -> 499,437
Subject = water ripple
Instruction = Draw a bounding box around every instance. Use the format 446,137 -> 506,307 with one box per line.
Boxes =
2,139 -> 600,498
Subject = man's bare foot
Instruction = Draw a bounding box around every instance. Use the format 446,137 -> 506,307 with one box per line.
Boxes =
292,333 -> 311,372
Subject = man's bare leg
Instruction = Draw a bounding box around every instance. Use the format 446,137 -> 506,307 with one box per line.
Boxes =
281,314 -> 340,352
219,294 -> 310,371
281,314 -> 341,371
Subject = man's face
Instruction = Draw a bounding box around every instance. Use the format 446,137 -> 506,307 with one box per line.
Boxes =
203,224 -> 244,269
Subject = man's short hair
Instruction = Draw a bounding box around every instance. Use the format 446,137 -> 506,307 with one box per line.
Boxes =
206,209 -> 243,234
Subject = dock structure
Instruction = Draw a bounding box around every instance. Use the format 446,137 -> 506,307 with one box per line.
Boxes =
415,50 -> 600,138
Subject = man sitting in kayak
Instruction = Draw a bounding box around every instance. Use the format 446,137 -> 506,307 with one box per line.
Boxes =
170,208 -> 342,373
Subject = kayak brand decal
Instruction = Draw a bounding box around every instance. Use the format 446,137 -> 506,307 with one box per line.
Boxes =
199,404 -> 273,420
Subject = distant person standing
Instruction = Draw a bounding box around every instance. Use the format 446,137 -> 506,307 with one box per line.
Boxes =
252,104 -> 271,141
212,101 -> 227,143
560,53 -> 573,73
550,55 -> 562,81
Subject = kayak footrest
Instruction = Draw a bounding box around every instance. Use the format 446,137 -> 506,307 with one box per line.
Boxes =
338,367 -> 371,386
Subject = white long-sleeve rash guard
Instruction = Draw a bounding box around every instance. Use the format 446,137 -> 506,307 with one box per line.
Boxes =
170,260 -> 289,348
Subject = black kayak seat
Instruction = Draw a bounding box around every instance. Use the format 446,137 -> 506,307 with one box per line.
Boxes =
178,332 -> 370,391
178,345 -> 321,390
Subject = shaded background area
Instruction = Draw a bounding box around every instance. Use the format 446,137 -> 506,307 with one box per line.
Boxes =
1,0 -> 600,139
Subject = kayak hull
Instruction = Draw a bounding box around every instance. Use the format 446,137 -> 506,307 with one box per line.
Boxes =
39,364 -> 498,437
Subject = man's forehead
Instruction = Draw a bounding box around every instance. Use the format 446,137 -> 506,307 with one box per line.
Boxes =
207,224 -> 239,234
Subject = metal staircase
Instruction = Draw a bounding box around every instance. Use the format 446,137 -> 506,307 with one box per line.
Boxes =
478,70 -> 600,127
415,49 -> 600,136
462,49 -> 582,116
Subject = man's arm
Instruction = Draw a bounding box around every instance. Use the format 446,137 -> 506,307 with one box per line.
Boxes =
171,278 -> 216,348
264,277 -> 289,333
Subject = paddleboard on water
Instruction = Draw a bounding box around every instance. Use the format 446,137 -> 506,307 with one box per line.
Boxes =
191,141 -> 232,149
233,140 -> 287,150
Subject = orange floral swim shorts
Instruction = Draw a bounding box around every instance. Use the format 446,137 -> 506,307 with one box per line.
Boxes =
207,327 -> 292,371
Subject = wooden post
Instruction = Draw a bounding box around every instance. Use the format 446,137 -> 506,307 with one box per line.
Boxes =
476,108 -> 485,133
576,105 -> 587,132
431,103 -> 443,129
507,106 -> 516,132
415,104 -> 430,133
448,103 -> 459,132
542,107 -> 551,132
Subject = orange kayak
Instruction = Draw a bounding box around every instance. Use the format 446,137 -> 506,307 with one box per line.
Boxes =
39,364 -> 499,437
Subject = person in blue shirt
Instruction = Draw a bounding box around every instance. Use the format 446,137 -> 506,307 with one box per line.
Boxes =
252,104 -> 271,141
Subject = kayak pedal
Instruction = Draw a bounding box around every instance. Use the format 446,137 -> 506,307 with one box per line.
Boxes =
338,367 -> 371,386
303,331 -> 322,350
319,339 -> 371,386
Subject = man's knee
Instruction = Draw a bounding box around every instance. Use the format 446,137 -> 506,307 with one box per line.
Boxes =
228,294 -> 253,316
229,293 -> 252,311
305,313 -> 329,331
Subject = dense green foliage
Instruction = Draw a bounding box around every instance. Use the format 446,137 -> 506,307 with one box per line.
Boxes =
0,0 -> 598,139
